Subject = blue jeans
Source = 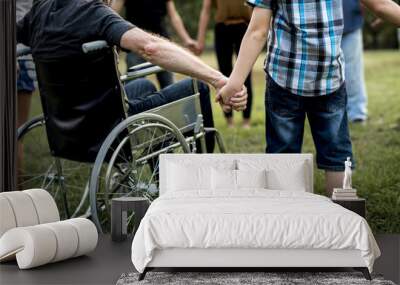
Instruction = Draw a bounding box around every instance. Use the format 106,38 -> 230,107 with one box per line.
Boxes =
124,78 -> 215,152
17,59 -> 37,93
126,53 -> 174,89
265,76 -> 354,171
341,29 -> 368,121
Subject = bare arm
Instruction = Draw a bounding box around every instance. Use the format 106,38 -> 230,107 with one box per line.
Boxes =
120,27 -> 247,110
166,1 -> 196,49
217,7 -> 272,103
121,28 -> 221,87
196,0 -> 212,54
111,0 -> 125,14
361,0 -> 400,26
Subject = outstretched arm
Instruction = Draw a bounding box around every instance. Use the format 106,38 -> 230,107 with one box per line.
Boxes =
166,1 -> 197,51
361,0 -> 400,26
217,7 -> 272,104
120,28 -> 247,110
196,0 -> 212,55
121,28 -> 222,88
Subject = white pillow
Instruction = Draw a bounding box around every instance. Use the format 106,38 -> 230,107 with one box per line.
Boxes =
236,169 -> 267,189
167,163 -> 211,191
266,164 -> 306,191
238,159 -> 307,191
211,168 -> 236,190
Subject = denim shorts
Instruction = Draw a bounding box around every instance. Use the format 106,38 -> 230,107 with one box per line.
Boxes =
17,59 -> 37,93
265,76 -> 354,171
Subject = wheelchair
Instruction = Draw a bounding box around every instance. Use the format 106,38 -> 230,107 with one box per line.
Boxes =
17,41 -> 226,232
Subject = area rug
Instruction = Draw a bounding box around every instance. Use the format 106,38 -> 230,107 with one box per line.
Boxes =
116,272 -> 396,285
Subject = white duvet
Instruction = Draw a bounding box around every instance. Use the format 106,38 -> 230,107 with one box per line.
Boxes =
131,190 -> 380,273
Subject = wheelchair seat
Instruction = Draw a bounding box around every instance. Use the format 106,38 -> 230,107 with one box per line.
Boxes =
34,49 -> 126,163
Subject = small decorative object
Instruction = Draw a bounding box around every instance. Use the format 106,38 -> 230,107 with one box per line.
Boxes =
343,157 -> 353,190
332,158 -> 358,200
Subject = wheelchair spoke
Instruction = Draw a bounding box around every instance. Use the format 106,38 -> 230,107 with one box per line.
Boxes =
145,127 -> 158,157
108,146 -> 131,165
148,159 -> 160,186
18,174 -> 46,184
42,175 -> 55,189
108,173 -> 133,194
60,164 -> 89,173
18,117 -> 92,219
91,114 -> 191,232
18,172 -> 52,178
63,183 -> 85,191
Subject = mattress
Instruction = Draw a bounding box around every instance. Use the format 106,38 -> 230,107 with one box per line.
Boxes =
131,190 -> 380,273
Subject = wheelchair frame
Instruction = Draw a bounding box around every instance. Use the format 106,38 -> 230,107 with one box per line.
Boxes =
17,41 -> 226,232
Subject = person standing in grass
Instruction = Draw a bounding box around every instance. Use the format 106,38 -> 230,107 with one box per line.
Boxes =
342,0 -> 368,123
217,0 -> 400,195
196,0 -> 254,129
112,0 -> 197,88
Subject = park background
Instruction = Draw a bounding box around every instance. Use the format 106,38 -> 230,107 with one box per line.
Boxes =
26,1 -> 400,234
173,0 -> 400,50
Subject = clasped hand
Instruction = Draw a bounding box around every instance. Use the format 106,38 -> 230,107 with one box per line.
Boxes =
214,77 -> 247,113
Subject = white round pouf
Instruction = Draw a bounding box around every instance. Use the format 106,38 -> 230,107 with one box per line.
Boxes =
1,192 -> 39,227
66,218 -> 98,257
0,226 -> 57,269
0,190 -> 98,269
0,196 -> 17,237
42,221 -> 79,262
24,189 -> 60,223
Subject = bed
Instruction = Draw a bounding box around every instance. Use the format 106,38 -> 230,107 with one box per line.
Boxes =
131,154 -> 380,280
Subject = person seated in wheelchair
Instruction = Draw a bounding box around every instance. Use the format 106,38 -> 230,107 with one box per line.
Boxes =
16,0 -> 247,154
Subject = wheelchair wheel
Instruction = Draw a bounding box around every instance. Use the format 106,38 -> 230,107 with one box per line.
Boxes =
89,113 -> 191,233
17,115 -> 92,219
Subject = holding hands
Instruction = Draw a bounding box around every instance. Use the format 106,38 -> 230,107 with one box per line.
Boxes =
212,77 -> 248,113
184,38 -> 201,54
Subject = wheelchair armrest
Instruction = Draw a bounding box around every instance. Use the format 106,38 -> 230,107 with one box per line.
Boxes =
82,41 -> 109,54
120,63 -> 164,82
127,62 -> 156,73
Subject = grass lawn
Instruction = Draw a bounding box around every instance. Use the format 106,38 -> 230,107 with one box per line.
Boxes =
26,50 -> 400,233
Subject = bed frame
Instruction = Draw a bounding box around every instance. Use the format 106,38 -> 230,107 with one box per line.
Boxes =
138,154 -> 372,281
140,248 -> 371,280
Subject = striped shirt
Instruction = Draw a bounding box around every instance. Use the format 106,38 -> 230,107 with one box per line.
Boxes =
247,0 -> 345,96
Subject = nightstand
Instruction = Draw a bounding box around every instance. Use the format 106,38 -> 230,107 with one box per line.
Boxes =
111,197 -> 150,242
332,198 -> 366,218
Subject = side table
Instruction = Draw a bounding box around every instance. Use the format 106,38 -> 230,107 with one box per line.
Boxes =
332,198 -> 366,218
111,197 -> 150,242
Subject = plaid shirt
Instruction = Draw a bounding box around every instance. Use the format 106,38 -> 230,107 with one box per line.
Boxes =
247,0 -> 345,96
